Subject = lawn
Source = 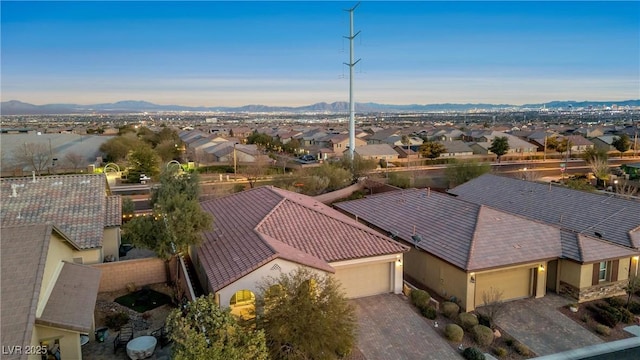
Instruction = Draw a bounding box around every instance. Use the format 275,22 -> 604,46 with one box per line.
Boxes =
114,289 -> 172,313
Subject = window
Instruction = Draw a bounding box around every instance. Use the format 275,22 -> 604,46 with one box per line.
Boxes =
599,261 -> 607,282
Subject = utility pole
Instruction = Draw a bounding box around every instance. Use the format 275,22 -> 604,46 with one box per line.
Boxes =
344,2 -> 361,160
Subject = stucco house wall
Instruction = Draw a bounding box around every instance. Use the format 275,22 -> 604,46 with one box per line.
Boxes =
559,258 -> 631,302
32,324 -> 82,360
102,227 -> 121,261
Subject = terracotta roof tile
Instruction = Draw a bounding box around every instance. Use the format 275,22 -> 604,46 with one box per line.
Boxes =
1,174 -> 110,249
1,225 -> 51,358
37,262 -> 101,333
104,195 -> 122,227
198,187 -> 408,292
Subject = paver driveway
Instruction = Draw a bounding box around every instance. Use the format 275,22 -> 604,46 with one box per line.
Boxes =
352,294 -> 462,360
495,293 -> 603,356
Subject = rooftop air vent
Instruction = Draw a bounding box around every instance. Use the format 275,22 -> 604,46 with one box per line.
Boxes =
594,232 -> 603,239
411,234 -> 422,243
389,230 -> 399,239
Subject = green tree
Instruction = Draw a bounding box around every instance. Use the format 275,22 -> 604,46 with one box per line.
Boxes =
126,144 -> 161,182
167,294 -> 268,360
121,197 -> 135,217
123,168 -> 212,259
555,138 -> 571,157
155,140 -> 181,162
583,147 -> 609,185
488,136 -> 509,162
339,154 -> 377,179
99,133 -> 143,163
419,141 -> 447,159
388,172 -> 411,188
445,160 -> 491,187
282,138 -> 301,154
256,268 -> 356,360
612,134 -> 631,158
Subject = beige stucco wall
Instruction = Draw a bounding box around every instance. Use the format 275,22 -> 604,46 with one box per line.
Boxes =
31,324 -> 81,360
38,233 -> 76,314
404,248 -> 469,308
559,259 -> 582,288
75,248 -> 102,265
102,227 -> 121,261
217,260 -> 328,308
91,257 -> 167,292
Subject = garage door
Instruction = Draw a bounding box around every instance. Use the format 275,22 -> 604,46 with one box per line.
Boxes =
475,267 -> 531,305
334,262 -> 391,298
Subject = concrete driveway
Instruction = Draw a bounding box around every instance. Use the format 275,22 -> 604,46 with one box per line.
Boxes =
495,293 -> 603,356
352,294 -> 462,360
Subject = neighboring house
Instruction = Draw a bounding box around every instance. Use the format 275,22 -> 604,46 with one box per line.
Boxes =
336,180 -> 640,310
437,141 -> 474,157
353,144 -> 400,161
393,146 -> 420,159
192,187 -> 408,317
449,174 -> 640,303
564,135 -> 594,154
591,135 -> 618,152
365,128 -> 401,145
468,131 -> 538,155
327,134 -> 366,154
1,173 -> 122,263
1,224 -> 101,360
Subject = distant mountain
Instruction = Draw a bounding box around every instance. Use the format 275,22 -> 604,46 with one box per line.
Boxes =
1,99 -> 639,115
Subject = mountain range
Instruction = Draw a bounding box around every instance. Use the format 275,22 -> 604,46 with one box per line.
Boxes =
1,99 -> 639,115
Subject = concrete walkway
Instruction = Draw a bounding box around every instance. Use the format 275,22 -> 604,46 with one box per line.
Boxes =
352,294 -> 462,360
495,293 -> 603,356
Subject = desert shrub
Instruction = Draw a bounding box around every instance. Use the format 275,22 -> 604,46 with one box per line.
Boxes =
514,342 -> 531,356
620,307 -> 634,324
581,314 -> 591,323
504,337 -> 514,347
628,301 -> 640,315
459,312 -> 479,330
471,325 -> 494,346
410,289 -> 431,309
493,347 -> 508,358
477,313 -> 491,328
592,302 -> 634,326
595,324 -> 611,336
462,347 -> 486,360
442,301 -> 460,319
421,306 -> 437,320
105,311 -> 130,330
605,297 -> 625,308
445,324 -> 464,342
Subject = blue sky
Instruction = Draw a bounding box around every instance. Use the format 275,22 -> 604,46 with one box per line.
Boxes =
1,1 -> 639,106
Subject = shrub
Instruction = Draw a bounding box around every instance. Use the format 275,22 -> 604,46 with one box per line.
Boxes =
628,301 -> 640,315
471,325 -> 494,346
105,311 -> 130,330
421,306 -> 437,320
606,297 -> 625,308
462,347 -> 486,360
442,301 -> 460,319
477,313 -> 491,328
459,312 -> 479,330
504,338 -> 514,347
581,314 -> 591,323
591,303 -> 620,327
445,324 -> 464,342
410,289 -> 431,309
493,347 -> 508,358
514,342 -> 531,356
595,324 -> 611,336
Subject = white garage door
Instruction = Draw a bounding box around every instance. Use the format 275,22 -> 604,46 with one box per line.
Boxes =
475,267 -> 531,305
334,262 -> 391,299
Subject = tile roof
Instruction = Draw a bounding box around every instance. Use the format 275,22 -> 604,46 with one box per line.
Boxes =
335,189 -> 565,271
449,174 -> 640,249
198,187 -> 408,292
105,195 -> 122,227
1,174 -> 111,249
355,144 -> 399,157
37,262 -> 101,333
1,225 -> 51,359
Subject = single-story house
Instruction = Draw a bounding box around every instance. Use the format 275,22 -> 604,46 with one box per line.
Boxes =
449,174 -> 640,303
591,136 -> 617,152
437,141 -> 474,157
1,224 -> 102,360
336,183 -> 639,310
192,186 -> 408,317
1,173 -> 122,263
353,144 -> 400,161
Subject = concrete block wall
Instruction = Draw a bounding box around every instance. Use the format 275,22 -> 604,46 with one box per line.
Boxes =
92,258 -> 167,292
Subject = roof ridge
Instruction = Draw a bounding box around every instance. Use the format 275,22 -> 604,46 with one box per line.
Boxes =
465,205 -> 483,269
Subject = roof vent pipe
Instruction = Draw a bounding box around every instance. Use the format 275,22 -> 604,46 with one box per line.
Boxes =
32,171 -> 36,183
427,187 -> 431,197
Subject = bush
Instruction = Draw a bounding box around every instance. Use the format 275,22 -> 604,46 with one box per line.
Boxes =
105,311 -> 130,330
493,347 -> 508,358
595,324 -> 611,336
471,325 -> 494,346
504,338 -> 514,347
581,314 -> 591,323
410,289 -> 431,309
606,297 -> 625,308
442,301 -> 460,319
459,312 -> 479,330
592,302 -> 634,326
477,313 -> 491,328
445,324 -> 464,342
462,347 -> 486,360
514,342 -> 531,356
628,301 -> 640,315
421,306 -> 437,320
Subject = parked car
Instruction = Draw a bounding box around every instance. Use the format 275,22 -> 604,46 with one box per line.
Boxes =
298,155 -> 316,162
